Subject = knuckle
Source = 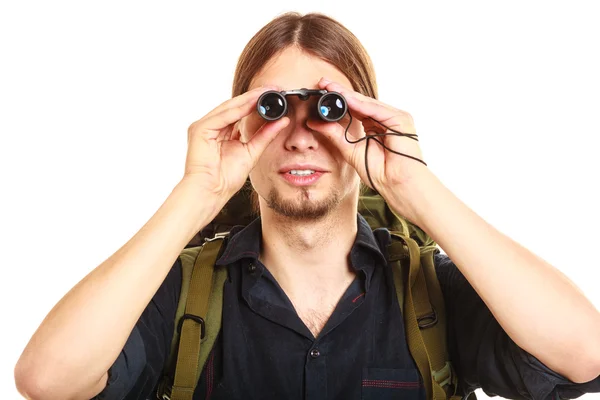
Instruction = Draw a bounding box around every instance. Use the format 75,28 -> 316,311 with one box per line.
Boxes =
187,120 -> 205,143
399,111 -> 414,124
187,121 -> 199,135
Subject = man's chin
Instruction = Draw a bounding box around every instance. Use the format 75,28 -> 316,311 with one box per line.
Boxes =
265,188 -> 341,220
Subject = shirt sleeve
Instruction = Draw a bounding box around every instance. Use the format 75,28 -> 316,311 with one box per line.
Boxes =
93,258 -> 182,400
434,252 -> 600,399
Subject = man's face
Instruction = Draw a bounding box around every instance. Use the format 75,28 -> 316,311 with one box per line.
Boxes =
238,47 -> 363,220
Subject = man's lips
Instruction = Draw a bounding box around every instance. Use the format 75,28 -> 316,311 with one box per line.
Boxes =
280,171 -> 326,186
278,164 -> 328,173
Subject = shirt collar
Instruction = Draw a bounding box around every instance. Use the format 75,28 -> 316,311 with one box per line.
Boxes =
215,217 -> 262,266
215,213 -> 388,271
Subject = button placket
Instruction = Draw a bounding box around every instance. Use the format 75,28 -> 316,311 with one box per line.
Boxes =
305,344 -> 327,400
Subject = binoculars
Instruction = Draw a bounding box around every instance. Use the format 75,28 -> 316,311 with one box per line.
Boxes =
257,88 -> 348,122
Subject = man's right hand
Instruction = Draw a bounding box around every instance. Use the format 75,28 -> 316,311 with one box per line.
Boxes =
183,86 -> 290,199
14,85 -> 291,400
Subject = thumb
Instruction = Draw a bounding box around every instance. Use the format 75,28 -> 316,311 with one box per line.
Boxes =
307,119 -> 362,165
245,117 -> 290,162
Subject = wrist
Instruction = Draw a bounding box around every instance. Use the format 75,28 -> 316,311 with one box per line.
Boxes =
172,178 -> 230,234
383,168 -> 441,228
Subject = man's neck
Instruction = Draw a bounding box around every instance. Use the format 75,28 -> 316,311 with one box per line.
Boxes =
258,205 -> 358,302
258,205 -> 359,337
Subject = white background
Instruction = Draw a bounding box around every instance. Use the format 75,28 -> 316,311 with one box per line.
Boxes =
2,1 -> 599,399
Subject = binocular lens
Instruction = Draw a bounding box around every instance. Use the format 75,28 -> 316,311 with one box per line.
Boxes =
318,93 -> 347,122
257,91 -> 287,120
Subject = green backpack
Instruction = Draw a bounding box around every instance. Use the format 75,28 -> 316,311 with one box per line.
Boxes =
156,180 -> 475,400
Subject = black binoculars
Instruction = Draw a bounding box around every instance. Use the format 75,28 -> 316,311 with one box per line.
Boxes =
257,88 -> 348,122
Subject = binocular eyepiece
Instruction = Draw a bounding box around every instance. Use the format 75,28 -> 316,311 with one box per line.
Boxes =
257,88 -> 348,122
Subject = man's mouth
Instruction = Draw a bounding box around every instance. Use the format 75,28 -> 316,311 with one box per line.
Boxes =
287,169 -> 316,176
280,170 -> 325,186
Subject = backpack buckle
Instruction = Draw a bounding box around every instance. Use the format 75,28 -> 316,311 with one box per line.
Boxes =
156,377 -> 172,400
177,313 -> 206,339
432,361 -> 453,388
417,307 -> 438,329
204,231 -> 230,243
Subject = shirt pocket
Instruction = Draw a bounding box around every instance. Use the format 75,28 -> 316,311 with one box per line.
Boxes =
362,367 -> 424,400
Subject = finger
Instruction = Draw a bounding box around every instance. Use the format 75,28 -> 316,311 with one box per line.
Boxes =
318,78 -> 401,128
318,77 -> 384,106
362,118 -> 388,135
216,124 -> 234,142
230,125 -> 242,141
224,125 -> 235,141
204,85 -> 280,120
306,117 -> 364,165
200,97 -> 267,139
245,117 -> 290,163
188,88 -> 267,141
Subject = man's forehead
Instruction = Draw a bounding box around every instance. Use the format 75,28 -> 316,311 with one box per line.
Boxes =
247,46 -> 351,91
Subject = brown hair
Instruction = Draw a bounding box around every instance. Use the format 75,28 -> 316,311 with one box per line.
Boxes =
232,11 -> 377,214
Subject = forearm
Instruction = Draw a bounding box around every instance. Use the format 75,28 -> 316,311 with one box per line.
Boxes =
15,178 -> 226,399
388,170 -> 600,383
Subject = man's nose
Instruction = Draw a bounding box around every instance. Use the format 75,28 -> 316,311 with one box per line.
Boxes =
283,98 -> 320,152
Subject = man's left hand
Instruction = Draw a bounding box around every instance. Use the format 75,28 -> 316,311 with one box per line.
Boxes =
308,77 -> 429,202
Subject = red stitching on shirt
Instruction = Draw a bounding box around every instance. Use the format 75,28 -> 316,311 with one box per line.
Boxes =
239,251 -> 259,258
207,351 -> 215,398
363,383 -> 420,388
362,379 -> 421,389
219,239 -> 236,262
352,292 -> 365,303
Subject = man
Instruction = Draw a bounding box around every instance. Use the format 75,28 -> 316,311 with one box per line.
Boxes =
15,12 -> 600,400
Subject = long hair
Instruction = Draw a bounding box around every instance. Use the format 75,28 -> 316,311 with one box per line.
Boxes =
232,12 -> 378,214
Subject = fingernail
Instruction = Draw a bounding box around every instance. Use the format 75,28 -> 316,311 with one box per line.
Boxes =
321,77 -> 332,85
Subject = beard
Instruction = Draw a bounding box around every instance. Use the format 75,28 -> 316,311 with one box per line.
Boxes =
265,185 -> 342,221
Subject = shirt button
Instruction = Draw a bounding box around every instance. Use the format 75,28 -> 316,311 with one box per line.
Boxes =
310,348 -> 320,358
248,263 -> 256,273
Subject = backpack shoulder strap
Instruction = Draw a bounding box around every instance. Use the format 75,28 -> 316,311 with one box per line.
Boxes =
388,231 -> 465,400
159,235 -> 228,400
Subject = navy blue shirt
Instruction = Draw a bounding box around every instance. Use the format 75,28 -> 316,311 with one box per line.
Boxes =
95,214 -> 600,400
